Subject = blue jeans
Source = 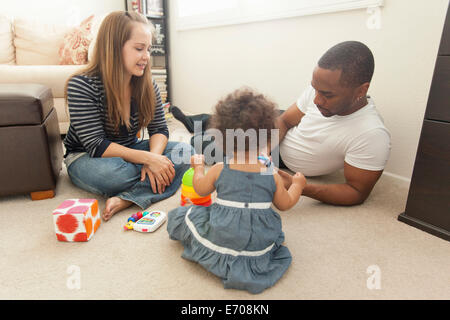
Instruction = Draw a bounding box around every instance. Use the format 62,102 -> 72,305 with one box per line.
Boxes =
66,140 -> 194,209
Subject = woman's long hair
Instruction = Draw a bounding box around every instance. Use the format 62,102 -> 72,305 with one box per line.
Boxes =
65,11 -> 156,131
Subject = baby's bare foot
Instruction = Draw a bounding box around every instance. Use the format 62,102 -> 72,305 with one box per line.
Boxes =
102,197 -> 133,221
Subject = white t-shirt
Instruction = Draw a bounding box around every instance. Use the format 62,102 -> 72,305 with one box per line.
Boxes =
279,85 -> 391,176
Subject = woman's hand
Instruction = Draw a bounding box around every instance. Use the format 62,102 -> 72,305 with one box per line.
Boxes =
141,152 -> 175,194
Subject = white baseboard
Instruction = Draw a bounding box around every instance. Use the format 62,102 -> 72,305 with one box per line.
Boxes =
382,171 -> 411,183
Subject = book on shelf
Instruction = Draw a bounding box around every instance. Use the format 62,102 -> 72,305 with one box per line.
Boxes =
149,19 -> 166,56
154,77 -> 166,83
152,72 -> 166,77
155,78 -> 168,103
146,0 -> 164,17
157,85 -> 167,92
155,82 -> 167,90
151,55 -> 166,69
127,0 -> 144,14
151,68 -> 167,75
152,75 -> 167,81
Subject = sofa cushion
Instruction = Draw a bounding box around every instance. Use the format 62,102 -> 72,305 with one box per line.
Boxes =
14,18 -> 70,65
0,64 -> 85,97
0,15 -> 15,64
59,15 -> 94,65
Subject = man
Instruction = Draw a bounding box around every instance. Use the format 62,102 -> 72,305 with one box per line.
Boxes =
171,41 -> 391,206
276,41 -> 391,205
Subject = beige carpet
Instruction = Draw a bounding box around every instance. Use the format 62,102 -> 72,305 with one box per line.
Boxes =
1,119 -> 449,300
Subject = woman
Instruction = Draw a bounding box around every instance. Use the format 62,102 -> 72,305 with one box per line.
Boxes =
63,11 -> 193,221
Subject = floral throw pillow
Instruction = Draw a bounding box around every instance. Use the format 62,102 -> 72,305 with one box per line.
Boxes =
58,15 -> 94,65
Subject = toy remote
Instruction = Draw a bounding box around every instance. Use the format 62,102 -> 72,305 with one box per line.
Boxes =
132,210 -> 167,233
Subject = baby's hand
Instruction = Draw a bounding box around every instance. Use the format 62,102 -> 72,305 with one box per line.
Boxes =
190,154 -> 205,168
292,172 -> 306,188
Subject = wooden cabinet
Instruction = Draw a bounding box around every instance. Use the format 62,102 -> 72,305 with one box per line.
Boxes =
439,5 -> 450,56
398,4 -> 450,241
425,57 -> 450,122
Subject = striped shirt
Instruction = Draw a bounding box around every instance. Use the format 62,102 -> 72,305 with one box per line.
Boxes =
63,73 -> 168,158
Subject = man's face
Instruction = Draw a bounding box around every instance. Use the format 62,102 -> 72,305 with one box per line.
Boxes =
311,66 -> 357,117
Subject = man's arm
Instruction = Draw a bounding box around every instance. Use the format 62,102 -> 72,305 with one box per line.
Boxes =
302,162 -> 383,205
275,103 -> 305,142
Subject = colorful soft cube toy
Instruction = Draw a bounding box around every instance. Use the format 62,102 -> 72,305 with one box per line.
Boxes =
53,199 -> 101,242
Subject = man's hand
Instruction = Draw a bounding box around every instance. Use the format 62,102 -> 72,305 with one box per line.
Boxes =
278,163 -> 382,205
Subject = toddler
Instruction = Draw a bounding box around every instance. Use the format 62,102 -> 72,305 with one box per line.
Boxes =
167,88 -> 306,294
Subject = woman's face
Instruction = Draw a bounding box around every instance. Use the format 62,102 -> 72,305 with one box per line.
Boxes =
122,22 -> 152,80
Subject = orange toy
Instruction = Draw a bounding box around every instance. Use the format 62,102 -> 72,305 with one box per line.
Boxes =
181,168 -> 211,206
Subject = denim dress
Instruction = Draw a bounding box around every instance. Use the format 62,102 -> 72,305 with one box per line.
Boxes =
167,162 -> 292,294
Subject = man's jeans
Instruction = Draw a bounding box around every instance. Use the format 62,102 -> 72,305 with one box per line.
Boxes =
66,140 -> 194,209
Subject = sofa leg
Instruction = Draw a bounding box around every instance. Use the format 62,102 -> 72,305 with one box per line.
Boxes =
30,190 -> 55,200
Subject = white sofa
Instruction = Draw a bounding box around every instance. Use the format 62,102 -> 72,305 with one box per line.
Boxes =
0,15 -> 97,134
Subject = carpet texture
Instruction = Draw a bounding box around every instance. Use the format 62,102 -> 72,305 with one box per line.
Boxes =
0,119 -> 449,300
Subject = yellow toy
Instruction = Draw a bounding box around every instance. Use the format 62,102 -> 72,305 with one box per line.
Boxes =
124,220 -> 135,230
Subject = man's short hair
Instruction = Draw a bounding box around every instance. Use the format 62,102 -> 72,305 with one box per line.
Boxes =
318,41 -> 375,88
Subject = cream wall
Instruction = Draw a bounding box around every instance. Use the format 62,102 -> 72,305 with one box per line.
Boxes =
168,0 -> 449,180
0,0 -> 125,25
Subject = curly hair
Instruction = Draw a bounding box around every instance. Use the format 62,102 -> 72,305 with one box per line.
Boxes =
208,87 -> 278,153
